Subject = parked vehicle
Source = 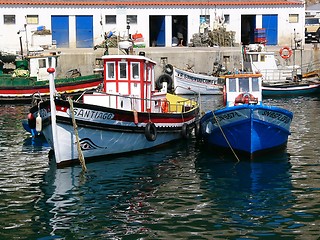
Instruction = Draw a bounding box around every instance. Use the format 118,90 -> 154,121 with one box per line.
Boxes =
305,16 -> 320,43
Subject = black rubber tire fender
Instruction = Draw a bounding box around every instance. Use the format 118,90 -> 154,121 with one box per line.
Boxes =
155,74 -> 173,90
164,64 -> 173,75
181,123 -> 190,139
145,122 -> 157,141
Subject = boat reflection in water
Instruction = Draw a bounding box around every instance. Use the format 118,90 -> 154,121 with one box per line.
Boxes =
194,150 -> 294,234
22,135 -> 49,149
40,143 -> 185,238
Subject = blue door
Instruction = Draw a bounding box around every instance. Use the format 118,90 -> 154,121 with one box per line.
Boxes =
51,16 -> 69,48
76,16 -> 93,48
149,16 -> 165,47
262,15 -> 278,45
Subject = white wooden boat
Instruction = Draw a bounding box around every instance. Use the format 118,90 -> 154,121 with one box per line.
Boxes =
242,44 -> 301,84
27,53 -> 200,167
172,67 -> 223,95
242,44 -> 320,96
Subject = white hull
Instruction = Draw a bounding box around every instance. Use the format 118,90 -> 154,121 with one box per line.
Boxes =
173,68 -> 223,95
39,99 -> 198,166
43,121 -> 183,165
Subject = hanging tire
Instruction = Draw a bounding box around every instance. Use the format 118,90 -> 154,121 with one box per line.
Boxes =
194,122 -> 202,140
164,64 -> 173,75
145,122 -> 157,141
181,123 -> 190,139
155,74 -> 173,91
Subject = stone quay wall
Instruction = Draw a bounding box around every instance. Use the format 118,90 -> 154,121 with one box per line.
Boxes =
54,44 -> 319,78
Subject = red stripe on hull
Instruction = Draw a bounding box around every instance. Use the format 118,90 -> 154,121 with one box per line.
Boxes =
0,80 -> 102,96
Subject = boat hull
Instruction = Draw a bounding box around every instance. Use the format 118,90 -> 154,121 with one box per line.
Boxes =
0,74 -> 103,102
262,83 -> 320,96
200,104 -> 293,158
32,99 -> 199,167
173,68 -> 222,95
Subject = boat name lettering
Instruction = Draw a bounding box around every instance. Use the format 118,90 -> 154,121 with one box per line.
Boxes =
261,110 -> 290,123
73,108 -> 114,120
215,112 -> 241,122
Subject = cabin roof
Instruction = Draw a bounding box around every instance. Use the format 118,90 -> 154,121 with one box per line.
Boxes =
0,0 -> 303,6
102,54 -> 157,65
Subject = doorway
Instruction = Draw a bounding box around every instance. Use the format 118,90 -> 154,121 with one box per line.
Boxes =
149,16 -> 166,47
241,15 -> 256,45
172,16 -> 188,46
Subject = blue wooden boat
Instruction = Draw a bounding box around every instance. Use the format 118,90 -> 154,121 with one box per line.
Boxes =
199,73 -> 293,159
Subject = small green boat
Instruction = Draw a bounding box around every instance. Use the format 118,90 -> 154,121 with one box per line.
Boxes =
0,52 -> 103,103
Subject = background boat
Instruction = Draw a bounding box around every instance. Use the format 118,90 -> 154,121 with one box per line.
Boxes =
172,67 -> 224,95
0,51 -> 103,102
242,43 -> 320,96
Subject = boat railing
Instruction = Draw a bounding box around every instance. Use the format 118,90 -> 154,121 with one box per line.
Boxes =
261,68 -> 297,82
82,91 -> 198,113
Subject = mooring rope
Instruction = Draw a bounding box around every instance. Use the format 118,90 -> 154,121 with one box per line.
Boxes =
212,111 -> 240,162
68,97 -> 87,172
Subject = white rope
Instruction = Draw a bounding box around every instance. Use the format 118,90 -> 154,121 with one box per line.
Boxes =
212,111 -> 240,162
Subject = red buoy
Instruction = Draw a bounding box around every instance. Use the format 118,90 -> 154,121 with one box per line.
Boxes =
47,67 -> 55,73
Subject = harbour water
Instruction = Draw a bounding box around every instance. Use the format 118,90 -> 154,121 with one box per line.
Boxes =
0,95 -> 319,239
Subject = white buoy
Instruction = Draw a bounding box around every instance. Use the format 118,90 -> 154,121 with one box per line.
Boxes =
35,112 -> 42,132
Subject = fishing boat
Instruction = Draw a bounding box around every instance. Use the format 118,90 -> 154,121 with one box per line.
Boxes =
27,52 -> 200,167
199,73 -> 293,159
172,67 -> 224,95
262,79 -> 320,96
0,51 -> 103,102
242,44 -> 320,96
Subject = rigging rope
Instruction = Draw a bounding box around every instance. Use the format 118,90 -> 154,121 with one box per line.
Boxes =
212,111 -> 240,162
68,97 -> 87,172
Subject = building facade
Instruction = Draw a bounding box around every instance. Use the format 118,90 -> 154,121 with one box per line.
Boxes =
0,0 -> 305,52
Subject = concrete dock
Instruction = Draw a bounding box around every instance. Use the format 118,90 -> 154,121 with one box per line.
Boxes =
54,44 -> 319,78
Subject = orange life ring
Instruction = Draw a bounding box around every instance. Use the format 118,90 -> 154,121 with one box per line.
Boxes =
279,46 -> 293,59
161,99 -> 169,113
234,93 -> 258,105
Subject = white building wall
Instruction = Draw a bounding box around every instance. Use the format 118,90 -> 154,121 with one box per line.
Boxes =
0,4 -> 305,52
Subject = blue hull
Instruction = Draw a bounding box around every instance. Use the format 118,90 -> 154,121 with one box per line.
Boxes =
200,104 -> 293,157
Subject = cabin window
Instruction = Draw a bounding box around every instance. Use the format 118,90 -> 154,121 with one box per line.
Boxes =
260,55 -> 265,62
38,59 -> 46,68
106,62 -> 115,79
131,62 -> 140,79
229,78 -> 237,92
251,54 -> 258,62
119,62 -> 127,79
252,77 -> 260,92
4,15 -> 15,24
239,78 -> 249,92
